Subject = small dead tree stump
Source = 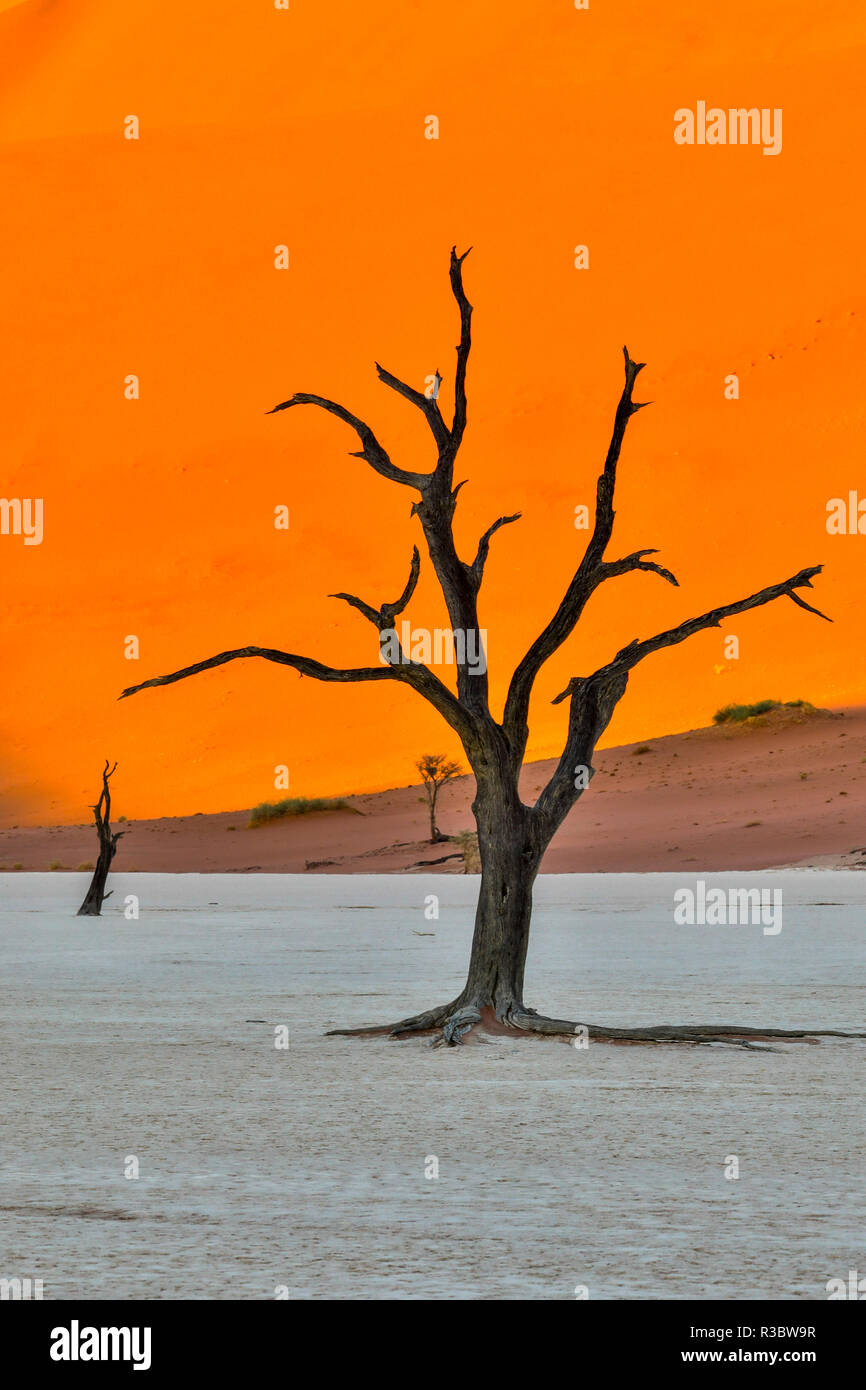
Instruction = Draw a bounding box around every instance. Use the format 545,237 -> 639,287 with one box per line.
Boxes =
77,761 -> 124,917
454,830 -> 480,873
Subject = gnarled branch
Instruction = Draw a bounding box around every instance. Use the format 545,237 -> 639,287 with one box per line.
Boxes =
503,346 -> 648,751
600,548 -> 679,588
533,670 -> 629,835
331,547 -> 421,630
374,364 -> 451,453
534,564 -> 828,836
379,247 -> 487,709
469,513 -> 522,589
120,647 -> 395,700
266,393 -> 428,490
552,564 -> 829,705
119,642 -> 475,743
448,246 -> 473,459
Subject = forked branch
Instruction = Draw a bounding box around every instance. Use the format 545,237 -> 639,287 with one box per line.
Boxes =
375,364 -> 450,453
600,548 -> 679,588
532,564 -> 829,835
331,546 -> 421,629
504,346 -> 650,748
552,564 -> 829,705
125,251 -> 488,746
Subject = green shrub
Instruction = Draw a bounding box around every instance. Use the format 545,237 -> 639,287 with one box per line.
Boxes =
713,700 -> 777,724
248,796 -> 355,827
713,699 -> 814,725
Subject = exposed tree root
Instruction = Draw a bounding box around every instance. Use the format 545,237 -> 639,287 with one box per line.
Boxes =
326,1000 -> 459,1039
327,1001 -> 866,1050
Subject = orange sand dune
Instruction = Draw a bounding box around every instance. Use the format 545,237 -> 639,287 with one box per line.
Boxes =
4,706 -> 864,874
1,2 -> 864,827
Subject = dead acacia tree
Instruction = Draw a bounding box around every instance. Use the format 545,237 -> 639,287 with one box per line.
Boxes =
121,249 -> 857,1048
77,760 -> 124,917
417,753 -> 462,843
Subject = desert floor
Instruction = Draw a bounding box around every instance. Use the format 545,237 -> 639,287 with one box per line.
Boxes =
2,871 -> 863,1299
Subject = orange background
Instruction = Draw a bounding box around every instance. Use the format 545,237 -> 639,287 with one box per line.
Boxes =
0,0 -> 863,825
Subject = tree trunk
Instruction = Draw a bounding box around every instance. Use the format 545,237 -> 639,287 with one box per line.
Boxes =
455,793 -> 541,1020
77,761 -> 122,917
326,774 -> 866,1049
77,850 -> 114,917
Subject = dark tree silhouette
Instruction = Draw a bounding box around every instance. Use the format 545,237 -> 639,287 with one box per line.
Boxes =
77,760 -> 124,917
417,753 -> 462,843
120,249 -> 858,1049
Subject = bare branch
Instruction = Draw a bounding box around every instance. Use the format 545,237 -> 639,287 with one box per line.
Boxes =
266,393 -> 427,490
470,513 -> 522,588
374,363 -> 451,452
330,547 -> 421,629
533,564 -> 828,838
582,346 -> 649,567
383,248 -> 488,714
551,565 -> 828,705
534,669 -> 629,834
93,759 -> 118,823
329,592 -> 380,626
787,588 -> 831,621
600,548 -> 679,588
120,648 -> 397,700
503,346 -> 648,749
387,545 -> 422,620
257,252 -> 490,727
448,246 -> 473,456
119,641 -> 476,744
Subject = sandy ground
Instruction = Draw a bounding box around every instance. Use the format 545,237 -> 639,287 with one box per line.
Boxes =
3,706 -> 866,875
1,871 -> 863,1300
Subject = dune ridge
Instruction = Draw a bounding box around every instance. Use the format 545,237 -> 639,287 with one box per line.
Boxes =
3,704 -> 864,875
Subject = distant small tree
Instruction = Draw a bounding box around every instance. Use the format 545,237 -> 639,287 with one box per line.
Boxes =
77,761 -> 124,917
416,754 -> 462,842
